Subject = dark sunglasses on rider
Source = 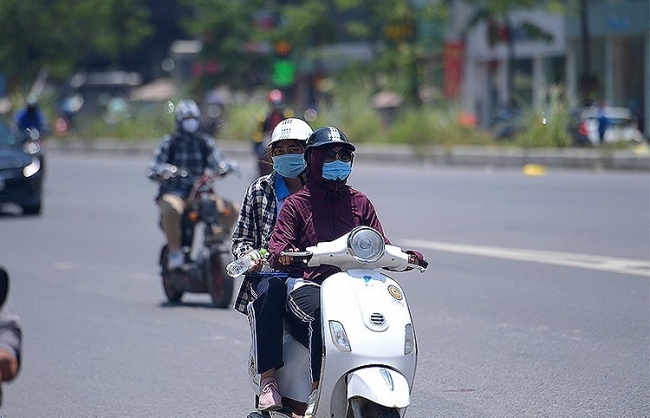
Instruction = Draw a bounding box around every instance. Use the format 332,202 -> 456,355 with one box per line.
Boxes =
324,148 -> 353,163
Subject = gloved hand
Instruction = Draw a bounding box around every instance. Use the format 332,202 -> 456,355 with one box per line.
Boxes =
407,252 -> 428,270
162,164 -> 179,181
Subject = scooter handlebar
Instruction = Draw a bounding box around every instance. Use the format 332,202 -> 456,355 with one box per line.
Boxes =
280,250 -> 314,264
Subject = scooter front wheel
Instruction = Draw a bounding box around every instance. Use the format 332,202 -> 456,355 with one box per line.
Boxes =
359,401 -> 400,418
160,246 -> 183,303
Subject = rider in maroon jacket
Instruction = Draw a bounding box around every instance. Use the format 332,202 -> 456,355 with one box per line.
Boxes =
267,126 -> 426,418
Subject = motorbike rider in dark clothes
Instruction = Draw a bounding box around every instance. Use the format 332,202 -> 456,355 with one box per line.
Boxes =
267,126 -> 428,418
0,266 -> 22,407
252,89 -> 293,178
146,99 -> 237,270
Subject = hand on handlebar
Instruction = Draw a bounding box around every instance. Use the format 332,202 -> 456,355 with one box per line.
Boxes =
279,246 -> 299,265
156,164 -> 188,181
408,253 -> 429,271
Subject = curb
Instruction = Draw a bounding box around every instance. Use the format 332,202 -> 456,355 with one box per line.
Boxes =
44,138 -> 650,172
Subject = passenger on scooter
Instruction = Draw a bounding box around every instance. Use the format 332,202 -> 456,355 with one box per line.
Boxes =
267,126 -> 428,418
231,117 -> 313,412
146,99 -> 234,270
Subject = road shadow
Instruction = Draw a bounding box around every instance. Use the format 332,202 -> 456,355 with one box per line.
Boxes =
159,300 -> 226,310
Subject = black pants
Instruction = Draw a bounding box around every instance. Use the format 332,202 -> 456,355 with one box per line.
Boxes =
249,276 -> 322,383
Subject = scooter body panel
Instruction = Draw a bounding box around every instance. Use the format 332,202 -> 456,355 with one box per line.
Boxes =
346,367 -> 410,409
247,326 -> 312,403
316,269 -> 417,417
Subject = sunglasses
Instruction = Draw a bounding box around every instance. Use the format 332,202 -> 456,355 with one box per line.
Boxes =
324,148 -> 353,163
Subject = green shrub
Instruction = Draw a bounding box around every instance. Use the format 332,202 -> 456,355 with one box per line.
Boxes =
513,86 -> 572,148
386,106 -> 493,147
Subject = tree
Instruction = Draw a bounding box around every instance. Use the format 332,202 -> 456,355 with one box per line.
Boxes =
0,0 -> 152,94
335,0 -> 424,107
458,0 -> 559,109
178,0 -> 273,91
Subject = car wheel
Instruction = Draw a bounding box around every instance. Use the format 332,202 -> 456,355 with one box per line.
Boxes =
22,201 -> 42,216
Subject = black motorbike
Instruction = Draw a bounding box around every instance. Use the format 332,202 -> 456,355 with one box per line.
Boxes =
155,163 -> 239,308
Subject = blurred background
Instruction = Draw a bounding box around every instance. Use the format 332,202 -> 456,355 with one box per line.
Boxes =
0,0 -> 648,148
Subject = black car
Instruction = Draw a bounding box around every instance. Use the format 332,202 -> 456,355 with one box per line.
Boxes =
0,120 -> 45,215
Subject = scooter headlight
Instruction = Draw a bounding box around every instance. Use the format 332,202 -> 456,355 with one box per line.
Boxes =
329,320 -> 351,352
347,226 -> 385,263
404,324 -> 415,355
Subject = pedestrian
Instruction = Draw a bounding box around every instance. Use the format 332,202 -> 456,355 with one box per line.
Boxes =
597,99 -> 609,144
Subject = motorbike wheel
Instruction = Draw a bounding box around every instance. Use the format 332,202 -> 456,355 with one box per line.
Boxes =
361,401 -> 400,418
160,246 -> 183,303
207,252 -> 234,308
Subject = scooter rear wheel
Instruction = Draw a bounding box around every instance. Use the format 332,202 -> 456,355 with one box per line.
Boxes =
160,246 -> 183,303
207,252 -> 234,308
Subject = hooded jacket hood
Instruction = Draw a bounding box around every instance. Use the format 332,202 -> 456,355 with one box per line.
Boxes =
305,146 -> 352,204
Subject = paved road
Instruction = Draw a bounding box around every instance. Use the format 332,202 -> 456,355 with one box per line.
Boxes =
0,153 -> 648,417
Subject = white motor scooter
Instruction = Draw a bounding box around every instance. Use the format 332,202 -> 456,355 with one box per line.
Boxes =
246,226 -> 427,418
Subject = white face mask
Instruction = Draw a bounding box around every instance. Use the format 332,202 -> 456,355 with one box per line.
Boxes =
181,118 -> 200,134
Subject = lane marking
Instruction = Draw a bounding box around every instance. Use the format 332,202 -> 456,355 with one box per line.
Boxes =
401,239 -> 650,278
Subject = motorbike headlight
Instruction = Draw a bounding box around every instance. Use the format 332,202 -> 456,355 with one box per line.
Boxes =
347,226 -> 385,263
404,324 -> 415,355
329,320 -> 351,352
23,141 -> 40,155
23,158 -> 41,178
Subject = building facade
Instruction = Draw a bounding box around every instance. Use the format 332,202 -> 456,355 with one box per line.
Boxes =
450,0 -> 649,138
565,0 -> 649,137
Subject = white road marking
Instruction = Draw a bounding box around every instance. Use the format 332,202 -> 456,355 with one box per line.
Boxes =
401,239 -> 650,278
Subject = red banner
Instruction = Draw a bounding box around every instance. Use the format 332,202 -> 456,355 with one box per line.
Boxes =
443,41 -> 464,100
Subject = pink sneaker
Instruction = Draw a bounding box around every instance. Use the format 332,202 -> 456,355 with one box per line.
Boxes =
258,379 -> 282,411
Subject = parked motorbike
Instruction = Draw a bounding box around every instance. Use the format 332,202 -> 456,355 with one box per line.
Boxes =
155,163 -> 239,308
246,226 -> 427,418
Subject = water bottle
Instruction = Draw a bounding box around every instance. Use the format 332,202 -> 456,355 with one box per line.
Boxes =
226,249 -> 268,278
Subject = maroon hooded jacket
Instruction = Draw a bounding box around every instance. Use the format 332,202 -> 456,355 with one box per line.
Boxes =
268,146 -> 393,283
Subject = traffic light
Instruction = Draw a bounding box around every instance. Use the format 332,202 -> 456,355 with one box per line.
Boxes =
272,40 -> 295,87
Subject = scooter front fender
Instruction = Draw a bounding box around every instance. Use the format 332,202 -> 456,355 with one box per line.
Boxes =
346,367 -> 410,409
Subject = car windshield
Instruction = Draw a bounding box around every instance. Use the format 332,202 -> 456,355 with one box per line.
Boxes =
0,121 -> 19,147
608,117 -> 633,127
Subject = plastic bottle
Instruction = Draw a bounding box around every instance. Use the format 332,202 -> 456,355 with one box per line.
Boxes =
226,249 -> 268,278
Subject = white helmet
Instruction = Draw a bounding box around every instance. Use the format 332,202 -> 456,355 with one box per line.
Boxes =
269,118 -> 313,147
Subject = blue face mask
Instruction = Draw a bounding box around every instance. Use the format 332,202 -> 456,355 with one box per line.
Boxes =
273,154 -> 306,179
322,160 -> 352,181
